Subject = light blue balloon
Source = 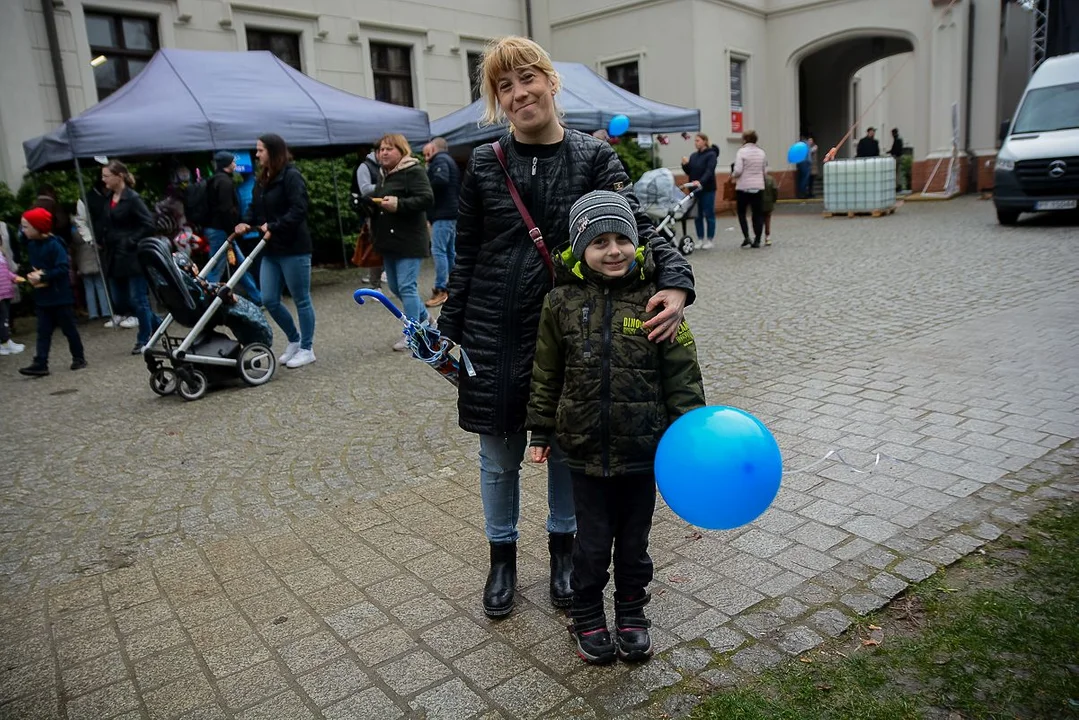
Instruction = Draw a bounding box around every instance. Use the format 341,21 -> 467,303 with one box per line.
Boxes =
787,141 -> 809,164
608,114 -> 630,137
655,406 -> 783,530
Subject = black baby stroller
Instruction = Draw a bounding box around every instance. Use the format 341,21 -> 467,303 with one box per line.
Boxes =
634,168 -> 701,256
137,229 -> 275,401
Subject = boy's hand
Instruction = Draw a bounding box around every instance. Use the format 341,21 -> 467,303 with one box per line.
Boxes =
644,288 -> 688,343
528,446 -> 550,464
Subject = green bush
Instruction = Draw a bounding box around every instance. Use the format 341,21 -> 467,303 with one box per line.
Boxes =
293,157 -> 363,266
0,182 -> 19,227
899,154 -> 913,191
613,138 -> 660,183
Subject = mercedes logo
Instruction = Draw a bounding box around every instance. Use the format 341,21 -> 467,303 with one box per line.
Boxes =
1049,160 -> 1067,178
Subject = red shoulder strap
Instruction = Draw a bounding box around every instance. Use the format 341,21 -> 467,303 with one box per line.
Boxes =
491,141 -> 555,281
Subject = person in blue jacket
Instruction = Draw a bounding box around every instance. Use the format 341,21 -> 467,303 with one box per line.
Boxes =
680,133 -> 719,249
18,208 -> 86,377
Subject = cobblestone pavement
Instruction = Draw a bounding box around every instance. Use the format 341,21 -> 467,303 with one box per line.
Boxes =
1,198 -> 1077,719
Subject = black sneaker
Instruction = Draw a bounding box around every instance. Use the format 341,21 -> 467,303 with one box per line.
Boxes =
19,364 -> 49,377
751,240 -> 761,248
131,343 -> 144,355
71,358 -> 88,370
740,239 -> 751,248
614,592 -> 654,662
569,603 -> 616,665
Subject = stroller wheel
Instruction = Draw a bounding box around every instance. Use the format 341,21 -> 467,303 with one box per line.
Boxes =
177,369 -> 209,401
150,368 -> 178,396
679,236 -> 695,255
238,343 -> 276,386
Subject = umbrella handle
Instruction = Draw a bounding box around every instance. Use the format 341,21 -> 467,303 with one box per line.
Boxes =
353,288 -> 404,319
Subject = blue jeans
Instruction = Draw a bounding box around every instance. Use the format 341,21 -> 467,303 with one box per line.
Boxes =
797,161 -> 812,198
431,220 -> 457,291
128,274 -> 160,346
260,254 -> 315,350
694,190 -> 716,241
108,277 -> 132,316
204,229 -> 263,305
82,273 -> 109,319
382,254 -> 426,323
479,433 -> 576,543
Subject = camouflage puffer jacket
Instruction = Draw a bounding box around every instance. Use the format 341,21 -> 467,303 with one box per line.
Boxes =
526,247 -> 706,477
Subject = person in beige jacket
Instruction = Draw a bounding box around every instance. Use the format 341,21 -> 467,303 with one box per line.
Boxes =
732,130 -> 768,248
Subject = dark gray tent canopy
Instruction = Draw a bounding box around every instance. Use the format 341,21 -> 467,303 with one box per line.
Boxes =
429,62 -> 700,146
24,49 -> 431,170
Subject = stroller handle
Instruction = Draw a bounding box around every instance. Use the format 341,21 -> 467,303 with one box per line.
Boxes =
353,288 -> 404,319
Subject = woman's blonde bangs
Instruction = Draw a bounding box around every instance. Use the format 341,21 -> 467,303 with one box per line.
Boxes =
479,36 -> 561,126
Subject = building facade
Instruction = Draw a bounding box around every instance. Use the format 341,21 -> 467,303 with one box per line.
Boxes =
0,0 -> 1039,194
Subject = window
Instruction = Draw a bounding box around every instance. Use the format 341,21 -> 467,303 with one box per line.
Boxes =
606,60 -> 640,96
246,29 -> 301,71
729,56 -> 746,134
85,12 -> 158,100
370,43 -> 414,107
467,51 -> 484,102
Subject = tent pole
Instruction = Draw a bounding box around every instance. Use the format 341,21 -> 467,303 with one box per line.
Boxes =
330,158 -> 348,268
73,156 -> 115,321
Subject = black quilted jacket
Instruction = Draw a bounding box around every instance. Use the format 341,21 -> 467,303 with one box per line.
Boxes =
438,129 -> 696,437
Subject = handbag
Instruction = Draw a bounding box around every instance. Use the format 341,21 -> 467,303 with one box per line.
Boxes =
490,141 -> 555,282
351,222 -> 382,268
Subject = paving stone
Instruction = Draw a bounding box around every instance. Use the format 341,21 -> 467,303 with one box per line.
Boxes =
776,626 -> 825,656
325,602 -> 390,640
694,582 -> 765,615
278,631 -> 348,675
489,667 -> 571,719
868,572 -> 910,599
420,617 -> 492,659
840,591 -> 888,616
297,657 -> 370,707
807,608 -> 853,638
389,593 -> 456,631
666,646 -> 714,674
701,626 -> 746,654
324,687 -> 404,720
217,661 -> 291,711
892,558 -> 937,582
133,645 -> 203,692
236,691 -> 316,720
730,644 -> 783,672
142,673 -> 217,720
408,678 -> 487,720
376,649 -> 452,697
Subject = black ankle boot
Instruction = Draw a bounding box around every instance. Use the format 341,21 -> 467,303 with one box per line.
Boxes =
614,592 -> 653,662
569,602 -> 616,664
483,541 -> 516,618
548,532 -> 574,608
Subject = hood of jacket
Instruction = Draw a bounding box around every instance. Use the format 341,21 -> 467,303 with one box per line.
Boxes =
387,156 -> 420,175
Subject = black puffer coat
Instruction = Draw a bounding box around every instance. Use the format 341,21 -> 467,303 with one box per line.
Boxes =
244,164 -> 312,256
438,129 -> 696,437
101,187 -> 154,279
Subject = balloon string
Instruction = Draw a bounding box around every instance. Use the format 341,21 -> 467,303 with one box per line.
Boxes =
784,450 -> 885,475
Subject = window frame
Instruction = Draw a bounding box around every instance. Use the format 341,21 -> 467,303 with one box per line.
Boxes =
369,41 -> 416,108
605,59 -> 640,96
466,50 -> 484,103
727,50 -> 750,139
245,27 -> 303,72
84,10 -> 159,100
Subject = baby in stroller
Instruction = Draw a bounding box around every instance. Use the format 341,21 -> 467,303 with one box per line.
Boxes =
634,168 -> 701,256
137,216 -> 275,400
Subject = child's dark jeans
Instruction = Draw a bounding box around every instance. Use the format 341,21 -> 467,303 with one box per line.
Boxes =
0,299 -> 11,343
569,470 -> 656,607
35,304 -> 84,367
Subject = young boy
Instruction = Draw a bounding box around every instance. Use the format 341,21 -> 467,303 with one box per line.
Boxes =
18,207 -> 86,377
526,191 -> 706,664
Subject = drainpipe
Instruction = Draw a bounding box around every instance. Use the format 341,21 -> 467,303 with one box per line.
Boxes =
964,0 -> 976,192
525,0 -> 533,39
42,0 -> 72,120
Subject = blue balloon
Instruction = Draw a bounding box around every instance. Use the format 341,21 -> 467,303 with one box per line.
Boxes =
655,406 -> 782,530
787,141 -> 809,164
608,114 -> 630,138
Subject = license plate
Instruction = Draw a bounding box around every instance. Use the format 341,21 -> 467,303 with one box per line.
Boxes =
1035,200 -> 1077,210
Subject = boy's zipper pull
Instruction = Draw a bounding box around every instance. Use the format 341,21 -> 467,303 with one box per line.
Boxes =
532,157 -> 538,176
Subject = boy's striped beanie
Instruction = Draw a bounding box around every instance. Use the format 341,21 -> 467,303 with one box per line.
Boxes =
568,190 -> 638,259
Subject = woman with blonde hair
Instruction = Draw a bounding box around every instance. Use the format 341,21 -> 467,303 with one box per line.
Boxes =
437,36 -> 695,628
368,133 -> 434,348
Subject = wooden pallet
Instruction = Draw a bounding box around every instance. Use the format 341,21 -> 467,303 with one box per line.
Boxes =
822,207 -> 897,218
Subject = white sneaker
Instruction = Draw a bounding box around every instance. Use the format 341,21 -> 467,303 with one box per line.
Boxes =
0,341 -> 25,355
765,236 -> 772,246
278,341 -> 301,364
286,348 -> 316,368
392,337 -> 409,352
104,316 -> 120,328
701,239 -> 715,250
380,271 -> 388,283
119,316 -> 139,329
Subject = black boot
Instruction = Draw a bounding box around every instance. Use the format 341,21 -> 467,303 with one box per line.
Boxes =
19,363 -> 49,377
614,592 -> 654,662
740,238 -> 751,248
569,602 -> 616,664
548,532 -> 574,608
483,541 -> 516,618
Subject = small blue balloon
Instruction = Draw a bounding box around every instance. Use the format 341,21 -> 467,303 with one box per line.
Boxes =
608,114 -> 630,138
655,406 -> 782,530
787,141 -> 809,164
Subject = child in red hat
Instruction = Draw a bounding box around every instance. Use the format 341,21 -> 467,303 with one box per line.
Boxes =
18,207 -> 86,377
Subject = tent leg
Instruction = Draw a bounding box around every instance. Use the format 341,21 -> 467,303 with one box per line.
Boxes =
330,159 -> 348,268
73,157 -> 116,322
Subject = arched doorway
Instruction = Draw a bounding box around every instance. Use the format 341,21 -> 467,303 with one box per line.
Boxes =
795,32 -> 916,160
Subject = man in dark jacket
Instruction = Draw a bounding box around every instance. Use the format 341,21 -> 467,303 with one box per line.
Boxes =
680,134 -> 719,248
888,128 -> 905,191
205,151 -> 261,304
423,138 -> 459,308
856,127 -> 881,158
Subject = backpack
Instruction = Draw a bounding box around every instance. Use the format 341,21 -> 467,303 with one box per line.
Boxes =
183,172 -> 211,227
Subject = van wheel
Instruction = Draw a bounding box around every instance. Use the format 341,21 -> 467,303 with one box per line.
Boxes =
996,209 -> 1020,226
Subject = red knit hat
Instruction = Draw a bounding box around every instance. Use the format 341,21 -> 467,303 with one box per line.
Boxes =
22,207 -> 53,235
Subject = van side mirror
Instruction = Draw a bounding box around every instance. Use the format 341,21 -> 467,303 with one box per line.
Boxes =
999,119 -> 1010,145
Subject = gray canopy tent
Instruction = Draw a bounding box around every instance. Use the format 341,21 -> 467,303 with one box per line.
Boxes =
24,48 -> 431,168
429,62 -> 700,146
22,49 -> 431,317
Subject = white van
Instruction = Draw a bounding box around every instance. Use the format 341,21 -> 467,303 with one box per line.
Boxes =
993,52 -> 1079,225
